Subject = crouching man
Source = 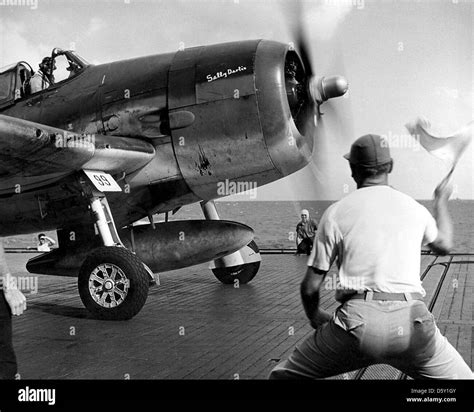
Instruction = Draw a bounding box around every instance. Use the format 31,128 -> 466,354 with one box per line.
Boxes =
270,134 -> 473,379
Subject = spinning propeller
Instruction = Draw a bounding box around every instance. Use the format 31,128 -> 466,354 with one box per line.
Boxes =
286,1 -> 355,188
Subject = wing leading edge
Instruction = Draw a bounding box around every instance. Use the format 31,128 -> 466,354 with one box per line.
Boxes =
0,114 -> 155,193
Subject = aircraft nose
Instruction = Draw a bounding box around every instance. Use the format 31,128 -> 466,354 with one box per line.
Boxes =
254,41 -> 318,178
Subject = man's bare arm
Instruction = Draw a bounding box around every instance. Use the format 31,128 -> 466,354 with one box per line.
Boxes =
429,174 -> 453,255
44,236 -> 56,246
0,242 -> 27,316
300,266 -> 331,329
0,241 -> 10,277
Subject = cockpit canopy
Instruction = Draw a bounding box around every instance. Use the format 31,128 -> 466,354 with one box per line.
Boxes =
0,48 -> 89,106
47,48 -> 89,83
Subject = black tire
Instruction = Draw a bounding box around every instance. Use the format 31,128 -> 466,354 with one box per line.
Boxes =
212,240 -> 260,285
78,246 -> 149,320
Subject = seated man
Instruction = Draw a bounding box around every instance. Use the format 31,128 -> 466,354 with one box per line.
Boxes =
66,61 -> 81,78
37,233 -> 56,252
29,57 -> 55,94
296,209 -> 318,255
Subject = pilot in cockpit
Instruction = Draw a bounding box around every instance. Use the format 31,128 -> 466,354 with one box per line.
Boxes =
29,56 -> 56,94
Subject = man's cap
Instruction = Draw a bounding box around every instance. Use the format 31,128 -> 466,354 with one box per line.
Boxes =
300,209 -> 309,217
40,57 -> 52,64
343,134 -> 392,167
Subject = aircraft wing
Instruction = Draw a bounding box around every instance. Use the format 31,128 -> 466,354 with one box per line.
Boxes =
0,114 -> 155,191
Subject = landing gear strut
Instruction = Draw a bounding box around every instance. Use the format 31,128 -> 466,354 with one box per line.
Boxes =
201,200 -> 261,285
78,190 -> 150,320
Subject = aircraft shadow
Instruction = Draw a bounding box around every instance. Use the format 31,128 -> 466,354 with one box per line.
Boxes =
28,301 -> 90,319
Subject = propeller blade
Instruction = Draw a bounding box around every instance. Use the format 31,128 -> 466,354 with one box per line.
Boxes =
288,0 -> 314,78
286,2 -> 355,169
295,30 -> 313,78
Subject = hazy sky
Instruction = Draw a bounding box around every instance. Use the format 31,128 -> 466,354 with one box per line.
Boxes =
0,0 -> 472,200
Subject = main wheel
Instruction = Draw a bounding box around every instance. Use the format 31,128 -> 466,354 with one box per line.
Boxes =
78,246 -> 149,320
212,240 -> 260,285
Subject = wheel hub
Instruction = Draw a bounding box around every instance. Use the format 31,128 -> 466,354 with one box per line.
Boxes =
104,279 -> 114,291
88,263 -> 130,308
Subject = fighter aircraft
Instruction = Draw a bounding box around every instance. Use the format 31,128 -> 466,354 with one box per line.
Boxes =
0,36 -> 347,320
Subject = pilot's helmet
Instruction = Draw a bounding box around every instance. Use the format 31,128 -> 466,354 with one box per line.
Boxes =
40,56 -> 51,66
39,56 -> 55,70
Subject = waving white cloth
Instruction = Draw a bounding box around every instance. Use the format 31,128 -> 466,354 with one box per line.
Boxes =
405,117 -> 473,168
405,117 -> 473,190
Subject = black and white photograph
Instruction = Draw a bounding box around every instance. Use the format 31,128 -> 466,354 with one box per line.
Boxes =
0,0 -> 473,407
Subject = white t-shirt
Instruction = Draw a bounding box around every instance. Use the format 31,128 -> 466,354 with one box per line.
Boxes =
29,71 -> 50,94
307,185 -> 438,300
37,243 -> 51,252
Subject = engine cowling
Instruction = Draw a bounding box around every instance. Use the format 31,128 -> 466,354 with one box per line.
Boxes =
167,39 -> 315,201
